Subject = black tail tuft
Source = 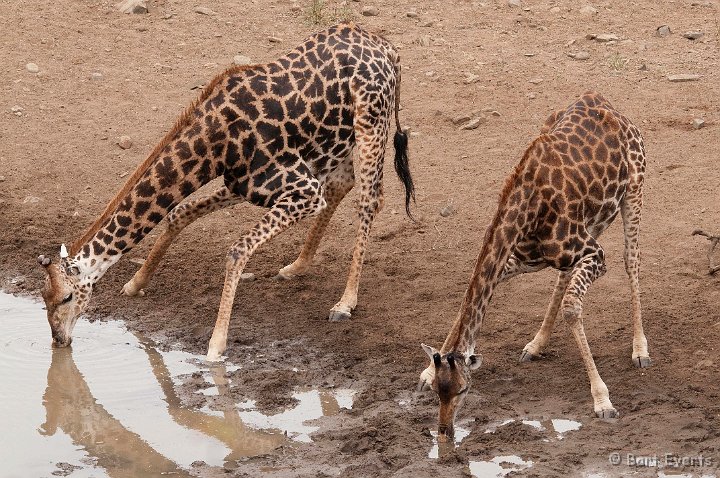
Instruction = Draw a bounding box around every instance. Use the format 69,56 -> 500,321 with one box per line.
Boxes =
393,129 -> 415,219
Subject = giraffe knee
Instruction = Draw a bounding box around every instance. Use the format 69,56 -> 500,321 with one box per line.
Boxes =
561,297 -> 582,325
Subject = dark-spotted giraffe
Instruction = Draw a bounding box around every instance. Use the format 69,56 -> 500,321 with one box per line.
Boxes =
418,92 -> 648,440
37,22 -> 414,361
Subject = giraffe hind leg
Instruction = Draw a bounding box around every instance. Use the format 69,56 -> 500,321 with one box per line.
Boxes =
121,186 -> 243,297
621,184 -> 650,368
276,159 -> 355,280
327,103 -> 389,322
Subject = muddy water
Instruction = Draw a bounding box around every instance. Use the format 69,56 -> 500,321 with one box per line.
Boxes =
0,292 -> 353,477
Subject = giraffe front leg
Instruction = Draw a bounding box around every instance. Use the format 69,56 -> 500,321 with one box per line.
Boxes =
562,249 -> 617,418
206,188 -> 327,361
520,270 -> 570,362
276,162 -> 355,280
122,186 -> 242,297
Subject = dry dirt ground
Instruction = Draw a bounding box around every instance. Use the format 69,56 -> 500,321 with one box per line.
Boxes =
2,0 -> 720,476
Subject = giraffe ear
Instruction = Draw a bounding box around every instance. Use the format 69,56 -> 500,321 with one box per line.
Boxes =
421,343 -> 439,360
466,354 -> 483,370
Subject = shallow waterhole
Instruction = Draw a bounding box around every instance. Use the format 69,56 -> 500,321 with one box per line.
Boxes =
428,417 -> 582,477
0,292 -> 354,477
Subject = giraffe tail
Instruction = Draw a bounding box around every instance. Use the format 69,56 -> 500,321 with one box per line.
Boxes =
392,60 -> 415,219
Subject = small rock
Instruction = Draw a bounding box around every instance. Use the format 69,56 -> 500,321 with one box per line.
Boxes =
117,136 -> 133,149
10,105 -> 24,116
419,20 -> 435,27
579,5 -> 598,15
233,55 -> 252,65
240,272 -> 256,281
418,36 -> 431,47
693,118 -> 705,129
162,13 -> 175,19
290,4 -> 301,12
592,33 -> 619,42
568,51 -> 590,60
527,92 -> 537,99
656,25 -> 671,37
507,0 -> 521,7
549,6 -> 561,13
667,74 -> 700,82
683,31 -> 704,40
464,73 -> 481,84
696,359 -> 714,368
439,201 -> 456,217
459,116 -> 487,130
194,6 -> 216,15
267,36 -> 282,43
117,0 -> 148,14
26,63 -> 39,73
23,196 -> 41,204
528,77 -> 543,84
119,171 -> 129,178
451,114 -> 472,125
361,6 -> 379,16
90,72 -> 103,81
0,175 -> 6,182
490,110 -> 501,117
406,11 -> 418,18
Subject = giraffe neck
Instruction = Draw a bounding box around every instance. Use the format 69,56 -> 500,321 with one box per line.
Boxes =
66,79 -> 231,285
441,178 -> 537,355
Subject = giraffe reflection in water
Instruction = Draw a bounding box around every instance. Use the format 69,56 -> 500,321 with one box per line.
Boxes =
38,331 -> 346,475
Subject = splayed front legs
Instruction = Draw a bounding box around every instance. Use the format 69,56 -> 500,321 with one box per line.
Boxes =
121,186 -> 243,297
207,188 -> 327,361
519,271 -> 570,361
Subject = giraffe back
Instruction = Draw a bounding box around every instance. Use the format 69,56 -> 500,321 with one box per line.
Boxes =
189,23 -> 400,208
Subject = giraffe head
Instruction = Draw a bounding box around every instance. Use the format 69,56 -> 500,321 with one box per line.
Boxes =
37,245 -> 92,347
418,343 -> 482,441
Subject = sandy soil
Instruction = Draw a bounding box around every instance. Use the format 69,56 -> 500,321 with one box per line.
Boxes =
2,0 -> 720,476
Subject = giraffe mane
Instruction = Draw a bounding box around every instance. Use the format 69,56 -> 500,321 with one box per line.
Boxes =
69,64 -> 259,256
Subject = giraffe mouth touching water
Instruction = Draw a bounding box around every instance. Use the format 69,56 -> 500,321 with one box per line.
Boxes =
419,91 -> 649,436
37,23 -> 414,361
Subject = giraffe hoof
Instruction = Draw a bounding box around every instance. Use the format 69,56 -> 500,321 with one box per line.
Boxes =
328,309 -> 352,321
121,283 -> 145,297
596,408 -> 619,419
633,356 -> 652,368
519,350 -> 540,362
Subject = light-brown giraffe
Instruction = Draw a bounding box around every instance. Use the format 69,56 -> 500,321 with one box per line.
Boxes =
36,23 -> 414,361
418,92 -> 648,440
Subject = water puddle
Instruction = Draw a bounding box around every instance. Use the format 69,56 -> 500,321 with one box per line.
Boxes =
427,416 -> 583,476
484,417 -> 583,439
469,455 -> 534,478
427,424 -> 470,459
0,292 -> 353,477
